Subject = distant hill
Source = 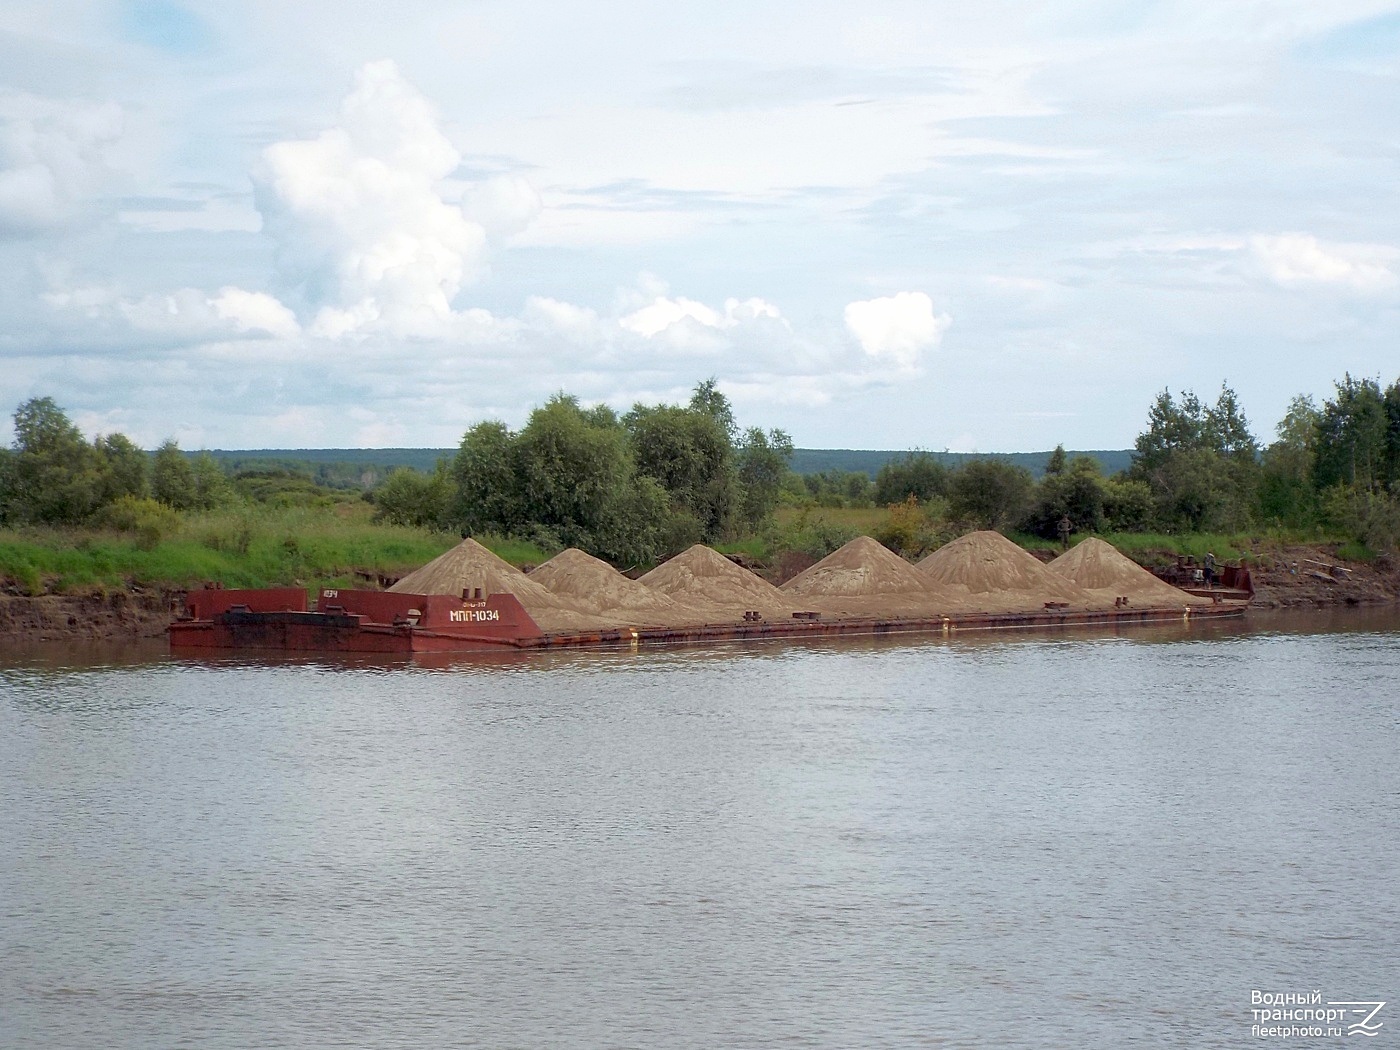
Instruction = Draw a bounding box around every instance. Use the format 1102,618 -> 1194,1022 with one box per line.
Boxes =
204,448 -> 453,490
204,446 -> 1136,486
790,448 -> 1135,480
207,448 -> 453,471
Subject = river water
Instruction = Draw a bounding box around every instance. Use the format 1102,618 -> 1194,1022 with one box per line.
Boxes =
2,610 -> 1398,1048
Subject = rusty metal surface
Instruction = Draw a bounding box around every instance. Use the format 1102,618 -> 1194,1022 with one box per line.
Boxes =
171,587 -> 1246,655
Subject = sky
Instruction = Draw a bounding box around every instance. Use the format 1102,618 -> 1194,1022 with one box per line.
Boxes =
2,1 -> 1398,452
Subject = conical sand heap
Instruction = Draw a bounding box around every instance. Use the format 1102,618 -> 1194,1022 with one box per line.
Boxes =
386,532 -> 1216,637
918,530 -> 1090,608
389,538 -> 596,631
640,544 -> 795,614
531,547 -> 704,618
782,536 -> 933,597
1048,537 -> 1207,606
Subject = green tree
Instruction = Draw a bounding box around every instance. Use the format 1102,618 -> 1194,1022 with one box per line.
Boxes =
374,462 -> 454,530
1129,384 -> 1260,530
516,394 -> 629,541
1314,374 -> 1388,492
1149,447 -> 1251,532
872,495 -> 943,557
1132,389 -> 1208,475
189,451 -> 234,510
1385,378 -> 1400,487
1026,456 -> 1107,538
947,459 -> 1034,531
514,394 -> 670,561
688,377 -> 737,441
625,402 -> 736,539
450,420 -> 523,535
1204,383 -> 1259,462
1259,395 -> 1320,527
873,451 -> 949,505
2,397 -> 104,524
95,433 -> 149,504
736,426 -> 793,528
1044,444 -> 1068,476
1102,477 -> 1154,532
152,440 -> 198,510
800,468 -> 872,508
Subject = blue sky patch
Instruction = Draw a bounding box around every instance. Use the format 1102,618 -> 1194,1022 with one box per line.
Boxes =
121,0 -> 213,55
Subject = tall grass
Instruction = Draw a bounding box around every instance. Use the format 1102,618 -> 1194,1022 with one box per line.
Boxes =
0,504 -> 552,596
1,498 -> 1362,598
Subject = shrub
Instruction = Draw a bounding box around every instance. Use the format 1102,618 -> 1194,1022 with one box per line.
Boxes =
96,496 -> 182,550
873,496 -> 947,557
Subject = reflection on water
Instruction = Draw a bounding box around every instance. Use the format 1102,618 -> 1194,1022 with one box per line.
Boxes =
3,605 -> 1396,677
1,606 -> 1397,1049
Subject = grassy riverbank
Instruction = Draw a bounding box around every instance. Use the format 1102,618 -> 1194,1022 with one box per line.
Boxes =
0,500 -> 1373,599
0,504 -> 549,597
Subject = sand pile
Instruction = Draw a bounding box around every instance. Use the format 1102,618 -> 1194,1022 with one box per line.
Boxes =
531,548 -> 704,619
640,545 -> 795,614
781,536 -> 933,597
917,530 -> 1090,609
1048,538 -> 1206,607
389,538 -> 600,631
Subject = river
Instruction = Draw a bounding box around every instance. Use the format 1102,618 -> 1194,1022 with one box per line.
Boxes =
2,610 -> 1397,1048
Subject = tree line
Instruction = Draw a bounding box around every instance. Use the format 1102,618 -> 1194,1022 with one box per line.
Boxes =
0,397 -> 234,528
372,380 -> 794,564
851,374 -> 1400,554
4,369 -> 1398,559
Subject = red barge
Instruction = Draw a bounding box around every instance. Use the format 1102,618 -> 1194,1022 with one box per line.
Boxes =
169,585 -> 544,653
169,584 -> 1247,655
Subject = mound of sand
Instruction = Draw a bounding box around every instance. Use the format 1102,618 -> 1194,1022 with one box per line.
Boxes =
389,538 -> 605,631
781,536 -> 932,597
640,545 -> 795,612
1048,537 -> 1206,606
917,530 -> 1090,606
531,548 -> 691,615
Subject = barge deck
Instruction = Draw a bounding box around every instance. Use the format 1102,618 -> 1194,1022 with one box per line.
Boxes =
169,584 -> 1246,655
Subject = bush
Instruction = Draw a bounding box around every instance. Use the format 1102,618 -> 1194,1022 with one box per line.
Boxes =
1322,485 -> 1400,554
873,495 -> 948,557
96,496 -> 182,550
769,508 -> 859,559
948,460 -> 1034,531
1336,540 -> 1377,563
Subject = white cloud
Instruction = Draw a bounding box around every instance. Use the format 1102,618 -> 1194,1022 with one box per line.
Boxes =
1250,233 -> 1398,293
620,295 -> 723,337
524,295 -> 604,343
211,287 -> 300,339
43,280 -> 299,342
0,93 -> 122,235
620,293 -> 784,337
462,173 -> 542,239
617,292 -> 790,356
254,60 -> 525,338
844,291 -> 951,370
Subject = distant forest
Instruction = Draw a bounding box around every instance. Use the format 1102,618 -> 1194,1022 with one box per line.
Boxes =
204,446 -> 1135,489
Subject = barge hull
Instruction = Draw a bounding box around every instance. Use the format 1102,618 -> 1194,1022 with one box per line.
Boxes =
524,602 -> 1246,651
169,587 -> 541,653
169,585 -> 1245,655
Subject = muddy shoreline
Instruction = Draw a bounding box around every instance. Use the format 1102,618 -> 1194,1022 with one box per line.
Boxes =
0,587 -> 180,643
1,545 -> 1396,644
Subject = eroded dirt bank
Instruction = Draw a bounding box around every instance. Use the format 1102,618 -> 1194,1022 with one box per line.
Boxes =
0,588 -> 179,643
1231,547 -> 1399,609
